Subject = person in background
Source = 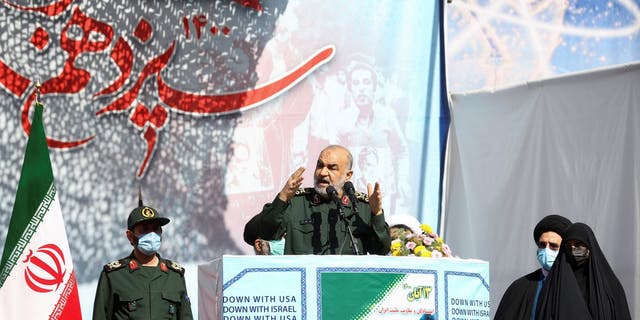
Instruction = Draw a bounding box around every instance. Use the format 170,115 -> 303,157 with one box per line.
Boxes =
494,214 -> 572,320
93,197 -> 193,320
337,60 -> 410,214
243,214 -> 285,255
386,214 -> 423,240
535,222 -> 631,320
245,145 -> 390,255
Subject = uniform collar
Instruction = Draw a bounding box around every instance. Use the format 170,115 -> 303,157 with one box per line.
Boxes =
308,189 -> 353,208
126,251 -> 168,273
308,189 -> 327,206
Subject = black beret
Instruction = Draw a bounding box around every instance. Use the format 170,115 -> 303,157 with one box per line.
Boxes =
533,214 -> 572,242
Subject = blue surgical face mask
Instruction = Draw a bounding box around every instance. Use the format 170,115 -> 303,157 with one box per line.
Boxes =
536,247 -> 558,270
137,232 -> 162,255
269,238 -> 285,255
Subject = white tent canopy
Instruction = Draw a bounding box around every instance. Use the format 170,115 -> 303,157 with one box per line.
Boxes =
445,62 -> 640,318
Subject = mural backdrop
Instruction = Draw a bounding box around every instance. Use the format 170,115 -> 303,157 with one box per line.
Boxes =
446,0 -> 640,92
0,0 -> 446,295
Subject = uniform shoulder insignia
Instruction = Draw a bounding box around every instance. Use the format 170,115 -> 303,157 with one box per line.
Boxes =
294,187 -> 313,196
103,258 -> 128,273
164,259 -> 185,276
355,191 -> 369,203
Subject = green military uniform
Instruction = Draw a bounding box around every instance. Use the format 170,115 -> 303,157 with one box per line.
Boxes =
92,252 -> 193,320
251,187 -> 390,255
93,201 -> 192,319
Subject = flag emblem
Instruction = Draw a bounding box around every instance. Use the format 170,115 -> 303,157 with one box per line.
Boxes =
24,243 -> 67,293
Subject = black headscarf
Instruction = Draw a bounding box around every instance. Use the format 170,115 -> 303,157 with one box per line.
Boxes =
535,223 -> 631,320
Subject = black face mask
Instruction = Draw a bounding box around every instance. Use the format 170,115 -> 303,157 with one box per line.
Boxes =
570,246 -> 590,267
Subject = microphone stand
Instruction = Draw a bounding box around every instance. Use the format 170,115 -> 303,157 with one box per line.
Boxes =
339,203 -> 360,256
342,182 -> 362,255
327,186 -> 360,255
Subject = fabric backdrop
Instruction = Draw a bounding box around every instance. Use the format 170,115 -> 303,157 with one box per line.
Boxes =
445,62 -> 640,318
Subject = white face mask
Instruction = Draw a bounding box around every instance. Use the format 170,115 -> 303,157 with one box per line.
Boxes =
137,232 -> 161,255
536,247 -> 558,270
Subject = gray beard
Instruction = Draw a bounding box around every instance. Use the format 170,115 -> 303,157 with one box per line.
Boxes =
314,181 -> 345,199
314,185 -> 329,198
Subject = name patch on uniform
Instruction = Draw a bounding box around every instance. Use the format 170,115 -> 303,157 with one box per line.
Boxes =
300,218 -> 313,225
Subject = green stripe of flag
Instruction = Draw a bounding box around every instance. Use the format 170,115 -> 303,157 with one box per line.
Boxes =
321,272 -> 406,320
0,102 -> 54,287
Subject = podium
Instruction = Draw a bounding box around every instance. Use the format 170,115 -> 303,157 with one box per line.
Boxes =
198,255 -> 489,320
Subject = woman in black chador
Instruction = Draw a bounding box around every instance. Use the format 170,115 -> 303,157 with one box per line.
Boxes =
535,222 -> 631,320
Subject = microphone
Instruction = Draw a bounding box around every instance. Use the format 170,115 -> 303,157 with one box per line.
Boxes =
328,184 -> 360,255
342,181 -> 358,213
325,185 -> 342,208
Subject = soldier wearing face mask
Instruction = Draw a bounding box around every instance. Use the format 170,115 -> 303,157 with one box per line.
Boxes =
535,222 -> 631,320
495,214 -> 572,320
92,196 -> 193,320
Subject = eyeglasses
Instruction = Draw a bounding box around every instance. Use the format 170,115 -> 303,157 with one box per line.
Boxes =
537,241 -> 560,251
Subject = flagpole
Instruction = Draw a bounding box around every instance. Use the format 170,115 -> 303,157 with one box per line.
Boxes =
35,81 -> 41,105
0,80 -> 83,319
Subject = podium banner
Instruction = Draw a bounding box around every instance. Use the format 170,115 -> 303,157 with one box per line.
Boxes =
201,255 -> 489,320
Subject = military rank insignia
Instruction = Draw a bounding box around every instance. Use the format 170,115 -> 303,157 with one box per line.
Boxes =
355,191 -> 369,202
129,259 -> 139,271
104,259 -> 125,272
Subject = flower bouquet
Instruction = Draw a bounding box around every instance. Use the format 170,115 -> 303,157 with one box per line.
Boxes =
390,224 -> 453,258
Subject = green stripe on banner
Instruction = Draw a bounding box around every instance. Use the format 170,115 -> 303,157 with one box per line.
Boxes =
0,102 -> 54,287
321,272 -> 406,319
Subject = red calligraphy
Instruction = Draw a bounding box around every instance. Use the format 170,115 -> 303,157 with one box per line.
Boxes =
157,45 -> 335,115
233,0 -> 263,11
96,41 -> 176,116
1,0 -> 74,17
22,7 -> 114,148
0,59 -> 30,97
94,38 -> 134,97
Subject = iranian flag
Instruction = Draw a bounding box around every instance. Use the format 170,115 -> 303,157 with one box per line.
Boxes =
0,102 -> 82,319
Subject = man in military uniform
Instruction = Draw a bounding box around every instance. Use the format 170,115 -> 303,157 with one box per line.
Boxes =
93,199 -> 193,319
246,145 -> 390,255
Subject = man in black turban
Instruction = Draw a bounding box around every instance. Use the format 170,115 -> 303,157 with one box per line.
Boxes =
243,215 -> 271,255
535,222 -> 631,319
494,214 -> 572,320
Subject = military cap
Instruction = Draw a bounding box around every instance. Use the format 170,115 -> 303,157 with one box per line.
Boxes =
533,214 -> 572,242
127,205 -> 170,230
